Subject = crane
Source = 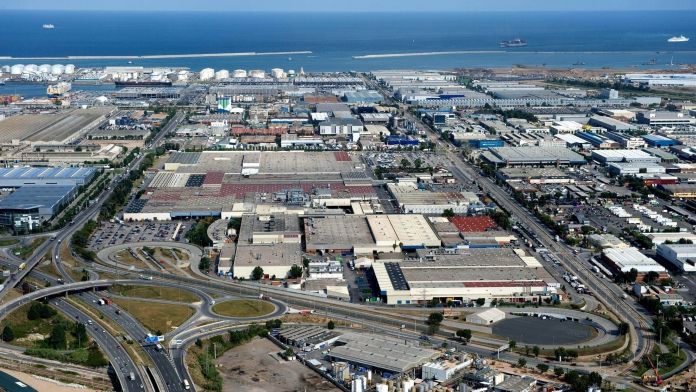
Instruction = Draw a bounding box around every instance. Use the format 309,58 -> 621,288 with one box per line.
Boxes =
645,355 -> 662,386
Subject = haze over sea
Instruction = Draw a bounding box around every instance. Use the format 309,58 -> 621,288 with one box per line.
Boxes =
1,10 -> 696,71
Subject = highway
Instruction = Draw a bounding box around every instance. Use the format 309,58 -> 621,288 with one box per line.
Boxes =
51,298 -> 146,391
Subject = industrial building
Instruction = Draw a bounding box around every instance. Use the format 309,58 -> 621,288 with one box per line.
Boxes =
123,151 -> 376,221
576,132 -> 619,149
386,183 -> 476,215
304,214 -> 441,254
497,167 -> 573,185
233,242 -> 302,279
327,333 -> 439,374
601,247 -> 667,276
636,111 -> 696,126
237,213 -> 302,245
607,162 -> 666,176
318,118 -> 364,136
481,147 -> 586,167
371,248 -> 557,305
587,234 -> 629,249
0,107 -> 115,145
343,90 -> 383,104
467,308 -> 506,325
591,149 -> 661,165
656,243 -> 696,273
588,115 -> 637,133
603,131 -> 646,149
469,139 -> 505,149
0,166 -> 96,230
643,134 -> 677,148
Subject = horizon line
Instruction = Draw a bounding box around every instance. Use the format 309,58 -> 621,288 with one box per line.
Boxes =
3,8 -> 696,12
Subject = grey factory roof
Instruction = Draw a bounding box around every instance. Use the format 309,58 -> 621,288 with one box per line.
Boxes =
234,243 -> 302,268
329,333 -> 439,373
0,185 -> 75,211
487,147 -> 585,165
0,167 -> 95,188
278,325 -> 341,347
0,107 -> 115,144
304,215 -> 375,250
168,152 -> 202,165
400,265 -> 549,288
498,167 -> 569,179
0,166 -> 95,181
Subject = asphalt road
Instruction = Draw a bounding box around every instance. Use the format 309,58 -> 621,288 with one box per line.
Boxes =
51,298 -> 145,391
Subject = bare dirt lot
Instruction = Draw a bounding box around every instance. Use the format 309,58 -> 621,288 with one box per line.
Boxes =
216,338 -> 339,392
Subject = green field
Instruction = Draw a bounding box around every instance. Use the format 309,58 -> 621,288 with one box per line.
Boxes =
12,237 -> 47,259
112,298 -> 195,334
110,284 -> 200,303
0,238 -> 19,247
211,300 -> 275,318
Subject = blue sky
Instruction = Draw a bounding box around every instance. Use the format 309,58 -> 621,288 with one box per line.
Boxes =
3,0 -> 696,11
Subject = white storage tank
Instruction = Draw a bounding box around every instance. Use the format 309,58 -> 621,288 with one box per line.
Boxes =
232,69 -> 247,78
51,64 -> 65,75
199,68 -> 214,81
248,69 -> 265,78
1,65 -> 10,73
215,69 -> 230,80
24,64 -> 38,73
271,68 -> 286,79
65,64 -> 76,74
38,64 -> 52,73
10,64 -> 25,75
375,385 -> 389,392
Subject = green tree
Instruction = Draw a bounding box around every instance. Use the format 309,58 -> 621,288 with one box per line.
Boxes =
73,323 -> 88,348
618,322 -> 630,335
86,344 -> 108,367
2,325 -> 14,342
27,303 -> 42,320
427,312 -> 444,334
288,264 -> 303,279
517,358 -> 527,368
537,363 -> 549,374
46,324 -> 67,349
475,298 -> 486,307
39,304 -> 56,319
456,329 -> 472,342
400,158 -> 411,170
532,345 -> 540,357
414,158 -> 423,169
508,340 -> 517,350
327,320 -> 335,330
554,367 -> 564,377
442,209 -> 455,218
251,266 -> 264,281
198,257 -> 211,273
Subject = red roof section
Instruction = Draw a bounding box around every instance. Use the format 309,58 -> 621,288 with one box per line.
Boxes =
334,151 -> 351,162
450,216 -> 497,232
463,281 -> 547,288
203,171 -> 225,186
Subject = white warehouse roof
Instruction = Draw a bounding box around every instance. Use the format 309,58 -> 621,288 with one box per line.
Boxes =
603,247 -> 666,273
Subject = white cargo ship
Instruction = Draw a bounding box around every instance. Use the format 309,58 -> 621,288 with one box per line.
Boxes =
668,35 -> 689,43
42,24 -> 55,29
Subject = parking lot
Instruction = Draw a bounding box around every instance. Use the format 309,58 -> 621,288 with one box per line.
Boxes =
89,221 -> 182,250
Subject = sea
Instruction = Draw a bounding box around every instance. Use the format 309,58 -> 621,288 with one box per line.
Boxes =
1,10 -> 696,72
